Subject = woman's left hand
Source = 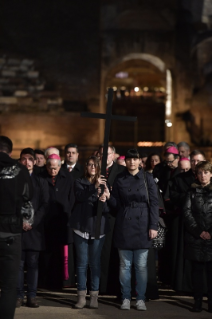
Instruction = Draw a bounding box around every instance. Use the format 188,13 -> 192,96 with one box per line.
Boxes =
149,229 -> 158,239
99,194 -> 106,202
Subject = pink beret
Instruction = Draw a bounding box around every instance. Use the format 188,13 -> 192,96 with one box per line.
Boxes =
47,154 -> 61,160
117,156 -> 125,160
166,146 -> 179,155
180,157 -> 190,162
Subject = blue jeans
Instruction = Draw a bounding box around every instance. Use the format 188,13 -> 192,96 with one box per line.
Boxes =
17,250 -> 40,298
118,249 -> 149,301
73,233 -> 105,291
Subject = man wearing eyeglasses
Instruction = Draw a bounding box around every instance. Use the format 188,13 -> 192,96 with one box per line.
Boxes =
98,145 -> 125,296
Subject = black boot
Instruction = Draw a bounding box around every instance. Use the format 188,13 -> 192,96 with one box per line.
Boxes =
191,298 -> 202,312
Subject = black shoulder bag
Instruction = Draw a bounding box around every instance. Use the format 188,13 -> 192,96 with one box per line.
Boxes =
143,171 -> 167,250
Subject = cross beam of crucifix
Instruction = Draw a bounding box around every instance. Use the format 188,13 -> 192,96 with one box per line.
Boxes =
81,88 -> 137,238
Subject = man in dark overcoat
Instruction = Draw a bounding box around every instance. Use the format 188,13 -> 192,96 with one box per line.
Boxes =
0,136 -> 33,319
42,154 -> 74,289
168,150 -> 206,292
61,143 -> 84,287
17,148 -> 49,308
98,145 -> 125,295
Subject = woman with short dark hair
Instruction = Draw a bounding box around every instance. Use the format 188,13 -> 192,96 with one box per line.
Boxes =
109,149 -> 159,311
184,161 -> 212,313
70,156 -> 110,309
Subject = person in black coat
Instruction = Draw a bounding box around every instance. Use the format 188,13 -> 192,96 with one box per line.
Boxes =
61,143 -> 84,287
109,149 -> 159,311
184,161 -> 212,313
42,153 -> 74,289
70,156 -> 110,309
0,137 -> 33,319
168,150 -> 206,292
17,148 -> 49,308
98,145 -> 125,295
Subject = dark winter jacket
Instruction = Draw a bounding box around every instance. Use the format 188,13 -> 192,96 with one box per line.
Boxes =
70,177 -> 110,237
43,168 -> 74,245
0,152 -> 33,234
183,182 -> 212,262
109,169 -> 159,250
22,173 -> 49,251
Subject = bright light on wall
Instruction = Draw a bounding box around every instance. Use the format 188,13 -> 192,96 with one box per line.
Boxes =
134,87 -> 139,92
166,70 -> 172,116
137,141 -> 165,147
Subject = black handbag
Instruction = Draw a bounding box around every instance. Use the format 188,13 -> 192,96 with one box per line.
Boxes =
143,171 -> 167,250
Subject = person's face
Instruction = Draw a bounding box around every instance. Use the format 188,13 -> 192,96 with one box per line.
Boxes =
191,154 -> 205,172
20,154 -> 36,174
197,169 -> 212,186
178,146 -> 190,158
47,160 -> 61,176
165,153 -> 179,169
87,160 -> 97,177
100,147 -> 115,166
141,157 -> 147,169
117,159 -> 126,166
35,154 -> 45,167
179,160 -> 191,173
150,155 -> 160,170
125,157 -> 140,173
65,147 -> 79,165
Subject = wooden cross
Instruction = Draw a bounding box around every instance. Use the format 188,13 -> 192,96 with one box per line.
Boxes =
81,88 -> 137,238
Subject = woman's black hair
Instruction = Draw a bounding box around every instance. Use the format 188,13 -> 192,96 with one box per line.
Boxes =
145,153 -> 162,171
125,148 -> 140,160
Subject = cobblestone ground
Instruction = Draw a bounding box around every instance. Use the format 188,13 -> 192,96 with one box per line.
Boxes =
14,288 -> 212,319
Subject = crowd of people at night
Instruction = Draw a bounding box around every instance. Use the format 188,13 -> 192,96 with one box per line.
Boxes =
0,136 -> 212,319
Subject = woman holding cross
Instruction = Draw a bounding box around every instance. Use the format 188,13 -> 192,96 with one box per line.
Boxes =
70,155 -> 110,309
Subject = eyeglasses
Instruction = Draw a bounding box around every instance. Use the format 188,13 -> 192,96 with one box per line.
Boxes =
87,163 -> 97,167
165,159 -> 175,164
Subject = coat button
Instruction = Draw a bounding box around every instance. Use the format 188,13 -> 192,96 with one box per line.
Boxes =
137,189 -> 139,191
128,189 -> 131,192
56,188 -> 58,191
128,217 -> 131,220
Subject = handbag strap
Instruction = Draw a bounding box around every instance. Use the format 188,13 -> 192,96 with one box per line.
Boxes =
143,170 -> 150,208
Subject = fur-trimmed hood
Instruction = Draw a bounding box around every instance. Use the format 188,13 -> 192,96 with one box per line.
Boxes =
191,182 -> 212,191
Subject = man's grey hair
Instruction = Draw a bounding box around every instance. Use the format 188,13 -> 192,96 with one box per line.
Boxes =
164,141 -> 178,149
44,147 -> 60,158
177,141 -> 190,150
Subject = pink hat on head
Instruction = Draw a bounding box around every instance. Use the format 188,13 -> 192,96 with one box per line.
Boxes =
47,154 -> 61,160
180,157 -> 190,162
166,146 -> 179,155
117,156 -> 125,160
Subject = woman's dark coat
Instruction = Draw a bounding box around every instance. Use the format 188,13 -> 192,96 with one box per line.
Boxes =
184,182 -> 212,262
43,168 -> 74,246
70,177 -> 110,237
22,173 -> 49,251
109,169 -> 159,250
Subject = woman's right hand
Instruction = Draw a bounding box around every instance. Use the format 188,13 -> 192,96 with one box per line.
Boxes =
95,175 -> 107,188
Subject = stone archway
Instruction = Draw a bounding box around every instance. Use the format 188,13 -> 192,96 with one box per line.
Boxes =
99,54 -> 173,147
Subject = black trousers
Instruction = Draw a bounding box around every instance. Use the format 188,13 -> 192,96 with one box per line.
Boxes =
192,260 -> 212,300
0,235 -> 21,319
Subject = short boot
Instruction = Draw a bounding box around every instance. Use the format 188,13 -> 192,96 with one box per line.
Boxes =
191,298 -> 202,312
75,290 -> 86,309
27,297 -> 39,308
89,291 -> 99,309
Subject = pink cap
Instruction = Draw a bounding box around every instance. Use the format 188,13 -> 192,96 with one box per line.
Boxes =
117,156 -> 125,160
47,154 -> 61,160
166,146 -> 179,155
180,157 -> 190,162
